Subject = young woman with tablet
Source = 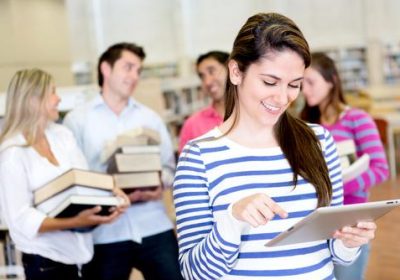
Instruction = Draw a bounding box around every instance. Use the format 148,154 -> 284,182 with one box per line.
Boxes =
173,12 -> 377,279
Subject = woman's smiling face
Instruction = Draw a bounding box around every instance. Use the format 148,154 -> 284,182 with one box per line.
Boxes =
231,49 -> 305,128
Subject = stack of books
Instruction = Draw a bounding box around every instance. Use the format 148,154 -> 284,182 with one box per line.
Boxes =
103,127 -> 163,193
336,139 -> 370,183
34,169 -> 122,219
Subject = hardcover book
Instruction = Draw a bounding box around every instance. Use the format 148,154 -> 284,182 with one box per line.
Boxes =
48,195 -> 122,218
335,139 -> 370,183
101,127 -> 161,162
107,153 -> 162,173
36,185 -> 113,215
113,171 -> 161,192
336,139 -> 357,168
34,169 -> 114,205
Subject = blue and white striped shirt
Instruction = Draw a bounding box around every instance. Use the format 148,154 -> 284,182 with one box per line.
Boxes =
173,125 -> 359,279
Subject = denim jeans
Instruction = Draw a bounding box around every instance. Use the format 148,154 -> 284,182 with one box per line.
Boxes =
22,253 -> 81,280
334,244 -> 370,280
82,230 -> 183,280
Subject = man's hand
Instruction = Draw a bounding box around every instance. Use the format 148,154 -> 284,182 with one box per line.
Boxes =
128,186 -> 163,203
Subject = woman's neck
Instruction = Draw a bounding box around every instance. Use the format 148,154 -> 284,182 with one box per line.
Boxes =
220,114 -> 277,148
320,103 -> 345,125
32,133 -> 59,166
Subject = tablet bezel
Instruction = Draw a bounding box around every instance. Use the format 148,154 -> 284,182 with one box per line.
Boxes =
265,199 -> 400,247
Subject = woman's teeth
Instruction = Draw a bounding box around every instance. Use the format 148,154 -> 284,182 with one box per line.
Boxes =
261,101 -> 280,111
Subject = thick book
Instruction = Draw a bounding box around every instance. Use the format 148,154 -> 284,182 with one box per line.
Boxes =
113,171 -> 161,192
107,153 -> 162,173
340,156 -> 351,169
119,145 -> 161,154
336,139 -> 357,170
102,145 -> 161,164
34,169 -> 114,205
342,153 -> 370,183
48,195 -> 122,218
336,139 -> 356,157
101,127 -> 161,162
36,185 -> 113,215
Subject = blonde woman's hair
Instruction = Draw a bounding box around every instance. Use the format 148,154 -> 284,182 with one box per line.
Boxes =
0,68 -> 54,146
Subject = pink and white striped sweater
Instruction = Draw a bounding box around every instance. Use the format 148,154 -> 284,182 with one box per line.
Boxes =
323,107 -> 389,204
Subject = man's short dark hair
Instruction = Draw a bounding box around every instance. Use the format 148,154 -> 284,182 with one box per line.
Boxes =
196,51 -> 229,67
97,42 -> 146,87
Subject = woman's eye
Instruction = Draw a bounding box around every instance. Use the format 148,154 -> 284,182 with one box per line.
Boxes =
263,81 -> 276,86
289,84 -> 301,89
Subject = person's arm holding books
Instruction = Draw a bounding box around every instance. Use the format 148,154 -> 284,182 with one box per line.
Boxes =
40,183 -> 130,232
0,157 -> 124,236
128,185 -> 163,202
61,140 -> 130,219
343,112 -> 389,196
63,125 -> 130,213
321,129 -> 376,264
39,205 -> 121,232
111,186 -> 130,212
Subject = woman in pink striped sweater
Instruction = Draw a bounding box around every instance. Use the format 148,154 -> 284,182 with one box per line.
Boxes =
300,52 -> 389,280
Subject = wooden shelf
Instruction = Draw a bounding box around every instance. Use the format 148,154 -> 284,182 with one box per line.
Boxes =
383,43 -> 400,85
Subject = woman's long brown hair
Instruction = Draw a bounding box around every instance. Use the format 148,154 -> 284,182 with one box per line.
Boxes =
300,52 -> 347,124
224,13 -> 332,207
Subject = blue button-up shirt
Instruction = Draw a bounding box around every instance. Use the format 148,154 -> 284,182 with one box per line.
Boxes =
63,94 -> 175,244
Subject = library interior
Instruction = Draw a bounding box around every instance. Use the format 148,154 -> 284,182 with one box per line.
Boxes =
1,0 -> 400,279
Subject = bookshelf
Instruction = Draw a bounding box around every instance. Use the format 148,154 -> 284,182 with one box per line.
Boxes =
0,224 -> 24,280
323,46 -> 369,91
160,78 -> 206,152
383,43 -> 400,85
141,63 -> 178,79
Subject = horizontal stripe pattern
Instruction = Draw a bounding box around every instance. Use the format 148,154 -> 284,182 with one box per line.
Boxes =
173,125 -> 353,279
324,108 -> 389,204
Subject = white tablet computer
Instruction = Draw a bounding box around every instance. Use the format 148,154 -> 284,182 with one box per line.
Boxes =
265,199 -> 400,247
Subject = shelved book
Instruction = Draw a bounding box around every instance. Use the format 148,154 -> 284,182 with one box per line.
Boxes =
34,169 -> 119,218
101,127 -> 161,162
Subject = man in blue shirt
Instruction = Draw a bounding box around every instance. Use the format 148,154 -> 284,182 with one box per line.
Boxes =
64,42 -> 182,280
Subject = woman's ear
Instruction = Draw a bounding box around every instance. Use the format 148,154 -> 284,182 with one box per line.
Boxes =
228,60 -> 242,85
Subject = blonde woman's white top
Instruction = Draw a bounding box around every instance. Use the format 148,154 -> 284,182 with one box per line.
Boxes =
0,123 -> 93,265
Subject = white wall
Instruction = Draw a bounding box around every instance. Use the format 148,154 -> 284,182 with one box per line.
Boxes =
0,0 -> 72,91
2,0 -> 400,91
63,0 -> 375,75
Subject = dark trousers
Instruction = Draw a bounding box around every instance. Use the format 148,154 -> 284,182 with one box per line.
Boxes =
22,253 -> 81,280
82,230 -> 183,280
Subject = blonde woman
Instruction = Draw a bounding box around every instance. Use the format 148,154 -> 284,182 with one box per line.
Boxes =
0,69 -> 127,280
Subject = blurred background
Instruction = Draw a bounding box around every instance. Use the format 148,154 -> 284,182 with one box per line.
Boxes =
0,0 -> 400,90
1,1 -> 400,279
